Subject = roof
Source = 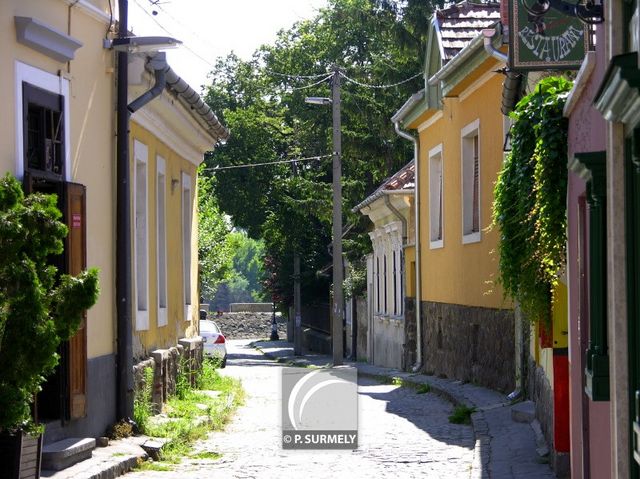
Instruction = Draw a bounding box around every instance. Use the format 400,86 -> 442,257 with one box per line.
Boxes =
352,161 -> 414,212
435,1 -> 500,63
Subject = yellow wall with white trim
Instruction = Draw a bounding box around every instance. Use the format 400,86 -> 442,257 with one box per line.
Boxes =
416,74 -> 509,309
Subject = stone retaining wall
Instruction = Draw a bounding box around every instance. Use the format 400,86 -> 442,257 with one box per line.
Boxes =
229,303 -> 273,313
211,312 -> 287,339
421,301 -> 515,393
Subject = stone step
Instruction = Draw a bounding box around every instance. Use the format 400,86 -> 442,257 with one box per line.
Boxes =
42,437 -> 96,471
511,400 -> 536,423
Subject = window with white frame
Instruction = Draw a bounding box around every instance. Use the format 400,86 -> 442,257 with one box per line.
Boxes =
182,172 -> 192,321
461,120 -> 481,243
15,61 -> 71,181
157,156 -> 168,327
429,145 -> 444,248
134,140 -> 149,331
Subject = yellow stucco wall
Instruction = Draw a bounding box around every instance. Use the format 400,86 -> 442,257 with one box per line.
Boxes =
130,122 -> 199,356
417,74 -> 509,309
0,0 -> 115,359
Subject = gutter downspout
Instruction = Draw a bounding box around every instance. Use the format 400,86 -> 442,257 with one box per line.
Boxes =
384,193 -> 407,243
116,0 -> 133,421
481,28 -> 508,63
128,53 -> 167,113
393,124 -> 422,373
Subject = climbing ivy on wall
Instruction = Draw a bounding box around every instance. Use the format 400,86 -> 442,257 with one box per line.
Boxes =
493,76 -> 572,324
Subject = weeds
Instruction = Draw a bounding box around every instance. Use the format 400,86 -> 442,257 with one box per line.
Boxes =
133,367 -> 154,433
416,384 -> 431,394
131,356 -> 244,468
448,405 -> 476,425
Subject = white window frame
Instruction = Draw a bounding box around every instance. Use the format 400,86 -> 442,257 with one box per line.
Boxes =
429,144 -> 444,249
134,140 -> 149,331
461,119 -> 481,244
182,172 -> 193,322
14,61 -> 71,181
156,156 -> 168,328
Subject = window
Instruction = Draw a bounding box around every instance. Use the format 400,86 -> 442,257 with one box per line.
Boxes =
134,140 -> 149,331
182,172 -> 192,321
16,62 -> 70,181
429,145 -> 444,248
393,251 -> 397,315
383,254 -> 388,314
157,156 -> 168,327
462,120 -> 481,243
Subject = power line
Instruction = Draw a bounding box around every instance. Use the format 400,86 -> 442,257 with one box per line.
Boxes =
203,154 -> 332,172
263,68 -> 332,80
131,0 -> 217,70
288,74 -> 333,91
339,71 -> 422,89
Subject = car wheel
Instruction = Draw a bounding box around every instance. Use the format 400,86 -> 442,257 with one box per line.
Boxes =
221,356 -> 227,368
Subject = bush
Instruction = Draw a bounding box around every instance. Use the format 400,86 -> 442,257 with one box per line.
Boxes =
0,174 -> 100,432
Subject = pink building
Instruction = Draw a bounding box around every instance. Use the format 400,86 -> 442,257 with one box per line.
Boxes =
564,25 -> 612,478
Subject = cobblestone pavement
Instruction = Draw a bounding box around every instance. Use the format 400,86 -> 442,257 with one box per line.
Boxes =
124,340 -> 475,479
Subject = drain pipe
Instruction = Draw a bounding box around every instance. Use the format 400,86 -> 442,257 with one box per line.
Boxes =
392,120 -> 422,373
482,28 -> 508,62
116,0 -> 133,421
128,53 -> 167,113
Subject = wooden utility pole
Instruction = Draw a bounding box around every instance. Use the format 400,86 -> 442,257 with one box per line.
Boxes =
331,65 -> 344,365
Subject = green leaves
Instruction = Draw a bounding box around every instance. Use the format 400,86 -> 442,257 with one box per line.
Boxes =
0,173 -> 100,431
492,76 -> 572,324
202,0 -> 433,306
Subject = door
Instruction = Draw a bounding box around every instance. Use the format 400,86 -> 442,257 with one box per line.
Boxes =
64,182 -> 87,419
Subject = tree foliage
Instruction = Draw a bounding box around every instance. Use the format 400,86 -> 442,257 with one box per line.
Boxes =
492,76 -> 572,324
203,0 -> 434,307
198,173 -> 233,300
0,174 -> 100,431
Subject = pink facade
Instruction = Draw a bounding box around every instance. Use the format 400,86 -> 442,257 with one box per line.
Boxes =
566,25 -> 611,479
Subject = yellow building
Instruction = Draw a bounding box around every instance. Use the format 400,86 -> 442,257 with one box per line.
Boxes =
392,1 -> 515,392
127,53 -> 228,404
0,0 -> 228,451
0,0 -> 117,440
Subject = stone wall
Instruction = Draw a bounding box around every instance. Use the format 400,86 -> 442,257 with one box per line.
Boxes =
229,303 -> 273,313
421,301 -> 515,393
356,296 -> 368,362
132,337 -> 203,414
212,312 -> 287,339
404,297 -> 417,370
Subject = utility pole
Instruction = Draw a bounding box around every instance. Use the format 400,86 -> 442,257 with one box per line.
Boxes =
293,253 -> 302,355
331,65 -> 344,366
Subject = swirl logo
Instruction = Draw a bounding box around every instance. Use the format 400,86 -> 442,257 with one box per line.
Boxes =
282,366 -> 358,440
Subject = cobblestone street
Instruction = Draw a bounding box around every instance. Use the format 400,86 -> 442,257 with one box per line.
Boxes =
124,340 -> 475,479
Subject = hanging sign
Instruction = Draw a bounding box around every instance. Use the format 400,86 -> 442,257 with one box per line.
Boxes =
509,0 -> 589,70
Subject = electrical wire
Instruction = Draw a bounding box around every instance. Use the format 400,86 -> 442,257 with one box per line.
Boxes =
263,68 -> 332,80
105,0 -> 114,39
288,74 -> 333,91
202,154 -> 331,172
131,0 -> 217,70
339,71 -> 422,89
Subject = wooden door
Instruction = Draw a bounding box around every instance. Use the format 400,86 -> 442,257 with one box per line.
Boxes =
64,182 -> 87,419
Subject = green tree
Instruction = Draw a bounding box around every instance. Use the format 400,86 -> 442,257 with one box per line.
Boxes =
203,0 -> 434,308
198,173 -> 233,300
0,174 -> 99,431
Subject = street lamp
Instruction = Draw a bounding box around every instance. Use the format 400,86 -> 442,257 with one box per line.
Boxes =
305,65 -> 344,366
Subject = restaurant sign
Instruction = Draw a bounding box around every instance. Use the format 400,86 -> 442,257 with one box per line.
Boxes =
509,0 -> 589,71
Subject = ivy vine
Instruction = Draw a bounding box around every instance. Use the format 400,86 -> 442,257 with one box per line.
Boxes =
493,76 -> 572,324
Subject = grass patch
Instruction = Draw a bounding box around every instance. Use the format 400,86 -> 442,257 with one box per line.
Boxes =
135,461 -> 173,472
133,358 -> 244,467
189,450 -> 222,460
416,383 -> 431,394
448,405 -> 476,425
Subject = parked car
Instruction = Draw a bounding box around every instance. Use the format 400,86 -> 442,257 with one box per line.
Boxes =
199,319 -> 227,367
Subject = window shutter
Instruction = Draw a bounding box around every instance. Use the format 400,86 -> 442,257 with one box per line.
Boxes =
64,181 -> 87,419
